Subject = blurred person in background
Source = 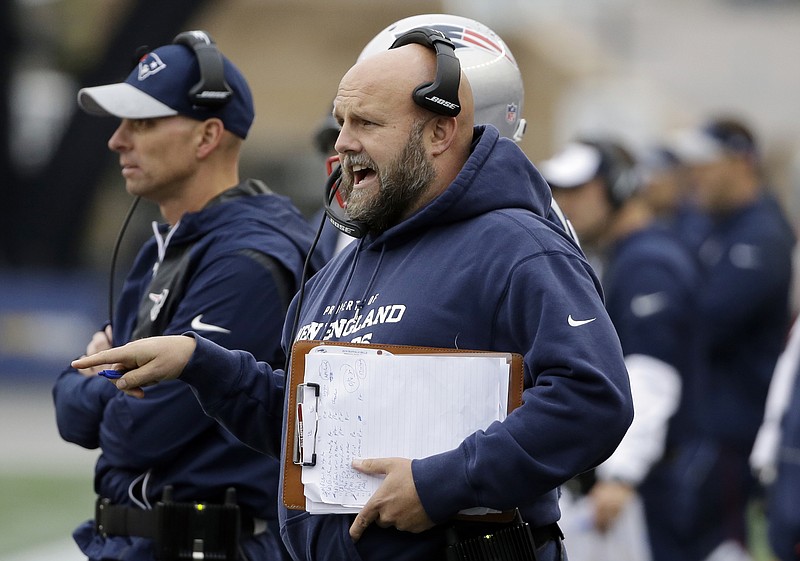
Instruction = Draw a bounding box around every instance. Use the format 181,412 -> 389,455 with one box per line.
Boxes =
751,315 -> 800,561
52,31 -> 324,561
542,137 -> 705,561
638,144 -> 710,253
671,116 -> 795,560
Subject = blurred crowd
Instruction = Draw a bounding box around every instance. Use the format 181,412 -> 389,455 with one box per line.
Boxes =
534,118 -> 799,561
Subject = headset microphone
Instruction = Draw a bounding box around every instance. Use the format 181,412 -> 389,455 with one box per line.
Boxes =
323,155 -> 369,239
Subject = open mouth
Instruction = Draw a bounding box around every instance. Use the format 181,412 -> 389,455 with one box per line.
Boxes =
352,164 -> 377,186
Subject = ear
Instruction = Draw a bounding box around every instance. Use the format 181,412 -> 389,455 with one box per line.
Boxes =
427,116 -> 458,157
196,118 -> 225,159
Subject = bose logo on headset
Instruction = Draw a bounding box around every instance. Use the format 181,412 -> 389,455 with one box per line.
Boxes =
426,96 -> 459,110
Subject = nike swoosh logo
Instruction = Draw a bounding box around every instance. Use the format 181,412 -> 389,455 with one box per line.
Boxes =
568,315 -> 596,327
190,314 -> 231,334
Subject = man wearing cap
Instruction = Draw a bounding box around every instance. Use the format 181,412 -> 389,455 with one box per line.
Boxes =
543,138 -> 705,561
672,117 -> 795,559
52,31 -> 323,561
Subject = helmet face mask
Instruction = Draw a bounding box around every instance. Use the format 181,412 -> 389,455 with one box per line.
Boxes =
358,14 -> 527,142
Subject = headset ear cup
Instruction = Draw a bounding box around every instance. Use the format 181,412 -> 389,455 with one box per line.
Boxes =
388,27 -> 461,117
172,30 -> 232,108
410,44 -> 461,117
580,139 -> 638,208
612,168 -> 640,206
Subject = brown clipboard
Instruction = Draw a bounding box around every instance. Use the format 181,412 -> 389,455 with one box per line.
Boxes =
282,339 -> 525,523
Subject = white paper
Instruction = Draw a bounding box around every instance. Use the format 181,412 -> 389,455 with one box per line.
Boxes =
299,351 -> 510,513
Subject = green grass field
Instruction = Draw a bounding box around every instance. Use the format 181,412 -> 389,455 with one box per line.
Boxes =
0,472 -> 94,558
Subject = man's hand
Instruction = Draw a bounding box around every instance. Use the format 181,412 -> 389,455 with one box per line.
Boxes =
349,457 -> 434,542
77,325 -> 114,377
589,479 -> 636,533
71,335 -> 196,398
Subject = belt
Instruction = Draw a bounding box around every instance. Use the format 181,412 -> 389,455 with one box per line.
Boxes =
95,498 -> 267,540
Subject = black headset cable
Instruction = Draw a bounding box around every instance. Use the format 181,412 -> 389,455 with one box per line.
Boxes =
107,195 -> 142,332
284,206 -> 328,374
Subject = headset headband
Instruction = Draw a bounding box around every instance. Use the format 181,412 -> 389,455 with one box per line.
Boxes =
389,27 -> 461,117
172,30 -> 233,108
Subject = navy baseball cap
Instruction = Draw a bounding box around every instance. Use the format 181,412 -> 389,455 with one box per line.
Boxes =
78,42 -> 254,139
669,118 -> 756,166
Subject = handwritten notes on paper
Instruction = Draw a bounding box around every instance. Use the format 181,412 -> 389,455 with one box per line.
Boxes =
298,346 -> 510,513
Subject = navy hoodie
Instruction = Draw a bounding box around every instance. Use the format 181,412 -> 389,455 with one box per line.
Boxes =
53,180 -> 324,560
180,127 -> 633,561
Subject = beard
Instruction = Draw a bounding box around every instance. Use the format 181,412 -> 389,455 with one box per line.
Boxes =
339,120 -> 435,233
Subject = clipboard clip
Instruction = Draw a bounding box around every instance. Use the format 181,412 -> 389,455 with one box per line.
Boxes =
294,382 -> 319,467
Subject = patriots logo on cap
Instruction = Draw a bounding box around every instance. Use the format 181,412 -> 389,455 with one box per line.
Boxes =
506,103 -> 518,124
138,53 -> 167,81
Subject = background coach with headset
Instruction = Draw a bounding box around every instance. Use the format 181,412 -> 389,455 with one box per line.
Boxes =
52,31 -> 324,561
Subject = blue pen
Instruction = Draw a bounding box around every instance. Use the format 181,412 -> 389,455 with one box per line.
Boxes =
98,369 -> 125,380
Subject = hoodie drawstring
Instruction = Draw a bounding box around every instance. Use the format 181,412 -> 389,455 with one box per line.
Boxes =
151,220 -> 180,277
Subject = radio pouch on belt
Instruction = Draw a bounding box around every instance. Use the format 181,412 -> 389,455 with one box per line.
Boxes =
154,487 -> 240,561
445,521 -> 539,561
445,509 -> 564,561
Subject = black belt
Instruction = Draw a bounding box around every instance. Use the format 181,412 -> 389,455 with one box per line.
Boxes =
95,498 -> 266,540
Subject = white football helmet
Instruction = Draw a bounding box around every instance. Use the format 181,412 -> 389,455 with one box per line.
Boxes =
358,13 -> 527,142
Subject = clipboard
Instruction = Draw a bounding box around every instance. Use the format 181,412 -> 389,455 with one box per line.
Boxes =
282,339 -> 525,522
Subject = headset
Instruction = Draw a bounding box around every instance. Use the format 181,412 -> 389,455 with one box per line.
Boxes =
580,139 -> 641,209
322,26 -> 462,239
172,30 -> 233,108
389,27 -> 461,117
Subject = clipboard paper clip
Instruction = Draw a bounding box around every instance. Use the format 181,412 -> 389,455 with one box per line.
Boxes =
294,382 -> 319,467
